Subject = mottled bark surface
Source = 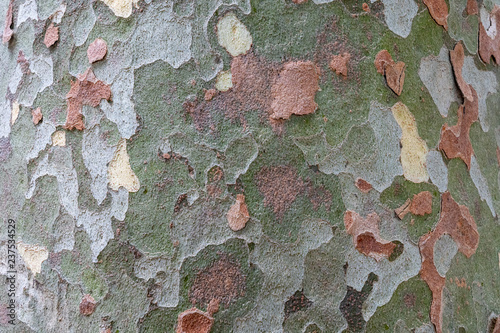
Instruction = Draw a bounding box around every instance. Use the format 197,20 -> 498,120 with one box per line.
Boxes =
1,0 -> 500,332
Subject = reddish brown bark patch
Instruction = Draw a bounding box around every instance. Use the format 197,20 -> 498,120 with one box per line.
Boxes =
204,88 -> 217,101
87,38 -> 107,63
344,210 -> 397,261
17,50 -> 30,74
423,0 -> 449,29
355,178 -> 372,193
64,69 -> 112,131
79,294 -> 96,316
31,107 -> 43,125
496,147 -> 500,167
466,0 -> 478,15
362,3 -> 370,12
176,308 -> 214,333
479,5 -> 500,65
292,0 -> 308,3
410,191 -> 433,216
438,87 -> 478,169
189,254 -> 246,307
418,192 -> 479,333
255,165 -> 306,218
227,194 -> 250,231
450,43 -> 473,102
374,50 -> 406,96
2,0 -> 14,44
270,61 -> 320,120
493,316 -> 500,333
329,53 -> 350,77
44,23 -> 59,48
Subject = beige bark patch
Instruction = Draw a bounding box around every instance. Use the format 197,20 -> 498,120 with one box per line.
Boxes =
52,130 -> 66,146
108,138 -> 140,192
44,23 -> 59,48
215,70 -> 233,91
270,61 -> 320,120
87,38 -> 107,63
391,102 -> 429,183
344,210 -> 397,262
11,101 -> 19,125
101,0 -> 138,18
17,241 -> 49,275
227,194 -> 250,231
216,12 -> 253,57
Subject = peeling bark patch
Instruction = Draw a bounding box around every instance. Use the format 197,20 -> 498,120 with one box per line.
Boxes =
344,211 -> 397,261
44,23 -> 59,48
0,137 -> 11,162
17,242 -> 49,275
329,53 -> 350,77
418,192 -> 479,333
284,290 -> 312,320
176,308 -> 214,333
79,294 -> 97,316
450,43 -> 473,102
31,107 -> 42,125
409,191 -> 433,216
108,138 -> 140,192
375,50 -> 405,95
189,254 -> 246,307
2,0 -> 13,44
466,0 -> 478,15
479,6 -> 500,65
355,178 -> 372,193
340,272 -> 378,332
270,61 -> 320,120
227,194 -> 250,231
391,102 -> 429,183
423,0 -> 449,29
255,165 -> 305,218
52,130 -> 66,146
64,68 -> 111,131
217,12 -> 253,57
87,38 -> 107,63
395,198 -> 412,219
438,87 -> 478,169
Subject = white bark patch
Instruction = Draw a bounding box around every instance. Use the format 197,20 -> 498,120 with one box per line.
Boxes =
426,150 -> 448,192
391,102 -> 429,183
470,155 -> 495,216
108,138 -> 140,192
382,0 -> 418,38
217,12 -> 253,57
419,46 -> 461,118
17,241 -> 48,275
433,234 -> 458,277
17,0 -> 38,28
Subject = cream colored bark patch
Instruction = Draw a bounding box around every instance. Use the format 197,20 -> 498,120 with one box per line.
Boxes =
11,101 -> 19,125
101,0 -> 138,18
391,102 -> 429,183
108,138 -> 140,192
52,130 -> 66,146
17,241 -> 48,275
216,12 -> 252,57
215,70 -> 233,91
